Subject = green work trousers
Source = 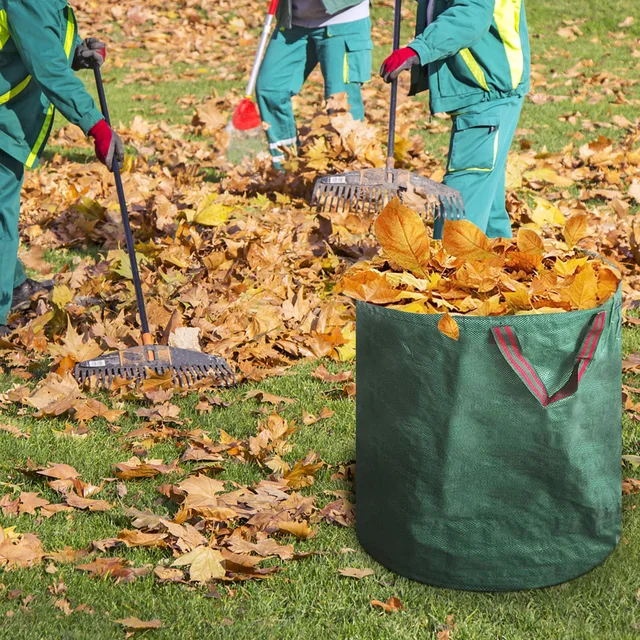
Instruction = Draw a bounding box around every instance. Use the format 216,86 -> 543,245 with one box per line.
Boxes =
256,18 -> 372,164
434,94 -> 525,240
0,150 -> 27,325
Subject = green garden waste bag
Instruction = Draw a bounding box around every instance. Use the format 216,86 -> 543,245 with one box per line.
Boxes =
355,287 -> 623,591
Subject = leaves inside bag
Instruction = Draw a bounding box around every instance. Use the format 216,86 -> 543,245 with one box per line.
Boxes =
337,198 -> 621,338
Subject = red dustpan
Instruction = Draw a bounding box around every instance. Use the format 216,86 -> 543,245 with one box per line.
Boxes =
227,0 -> 279,163
232,97 -> 262,131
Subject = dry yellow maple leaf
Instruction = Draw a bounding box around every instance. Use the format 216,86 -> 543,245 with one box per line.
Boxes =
114,457 -> 180,480
72,398 -> 125,423
554,256 -> 589,277
283,454 -> 324,489
75,557 -> 150,583
48,321 -> 103,365
336,270 -> 400,305
65,494 -> 111,512
192,199 -> 233,227
51,285 -> 73,309
504,285 -> 532,311
302,407 -> 335,426
154,567 -> 185,583
311,364 -> 353,383
437,313 -> 460,341
176,475 -> 226,507
442,219 -> 493,261
374,198 -> 431,277
16,491 -> 50,515
117,530 -> 168,548
172,546 -> 225,582
524,166 -> 574,187
517,228 -> 544,255
278,520 -> 314,539
566,264 -> 598,309
530,197 -> 566,227
0,532 -> 44,569
304,137 -> 330,171
37,463 -> 81,481
563,213 -> 588,249
25,374 -> 82,413
597,265 -> 621,301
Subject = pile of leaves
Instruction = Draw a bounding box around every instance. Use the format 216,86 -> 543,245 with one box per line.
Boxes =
12,111 -> 640,387
337,199 -> 622,338
3,27 -> 639,385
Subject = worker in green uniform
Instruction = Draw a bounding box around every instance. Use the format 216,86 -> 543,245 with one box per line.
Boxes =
380,0 -> 530,239
256,0 -> 373,167
0,0 -> 124,337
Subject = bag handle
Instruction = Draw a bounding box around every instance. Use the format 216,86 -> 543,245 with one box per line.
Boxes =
491,311 -> 606,407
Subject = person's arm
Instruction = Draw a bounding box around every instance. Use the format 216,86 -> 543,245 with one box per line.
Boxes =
5,0 -> 103,133
409,0 -> 494,66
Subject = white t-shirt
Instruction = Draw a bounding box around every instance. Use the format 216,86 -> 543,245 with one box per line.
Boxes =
291,0 -> 370,28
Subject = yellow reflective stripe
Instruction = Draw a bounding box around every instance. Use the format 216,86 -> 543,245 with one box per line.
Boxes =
0,10 -> 10,49
25,103 -> 54,168
494,0 -> 524,89
26,6 -> 76,168
459,48 -> 489,91
343,52 -> 349,84
0,75 -> 31,105
63,6 -> 75,57
0,10 -> 28,102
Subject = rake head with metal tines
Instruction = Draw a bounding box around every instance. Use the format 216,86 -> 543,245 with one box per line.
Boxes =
311,168 -> 465,220
311,0 -> 465,221
74,345 -> 236,389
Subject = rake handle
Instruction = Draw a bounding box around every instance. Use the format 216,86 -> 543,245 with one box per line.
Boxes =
245,0 -> 280,97
93,66 -> 152,341
386,0 -> 403,169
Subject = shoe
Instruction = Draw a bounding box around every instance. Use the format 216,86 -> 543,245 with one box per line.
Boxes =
10,278 -> 54,312
0,325 -> 11,338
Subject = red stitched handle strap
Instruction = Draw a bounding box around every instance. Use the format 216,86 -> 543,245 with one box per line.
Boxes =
491,311 -> 606,408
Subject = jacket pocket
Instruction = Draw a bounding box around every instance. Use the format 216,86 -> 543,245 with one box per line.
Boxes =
345,37 -> 373,84
447,114 -> 500,173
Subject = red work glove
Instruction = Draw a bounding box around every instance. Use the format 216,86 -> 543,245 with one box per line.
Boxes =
380,47 -> 420,83
89,119 -> 125,172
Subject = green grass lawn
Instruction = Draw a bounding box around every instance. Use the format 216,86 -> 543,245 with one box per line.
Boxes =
1,0 -> 640,638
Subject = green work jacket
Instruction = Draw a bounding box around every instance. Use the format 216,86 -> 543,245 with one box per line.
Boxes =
0,0 -> 103,168
276,0 -> 365,29
408,0 -> 530,114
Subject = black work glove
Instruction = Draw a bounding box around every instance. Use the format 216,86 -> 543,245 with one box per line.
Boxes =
72,37 -> 106,71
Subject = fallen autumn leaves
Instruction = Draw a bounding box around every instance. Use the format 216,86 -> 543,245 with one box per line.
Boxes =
339,198 -> 622,331
0,389 -> 355,586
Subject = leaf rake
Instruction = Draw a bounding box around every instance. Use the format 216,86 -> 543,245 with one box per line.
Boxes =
74,67 -> 235,390
311,0 -> 465,221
